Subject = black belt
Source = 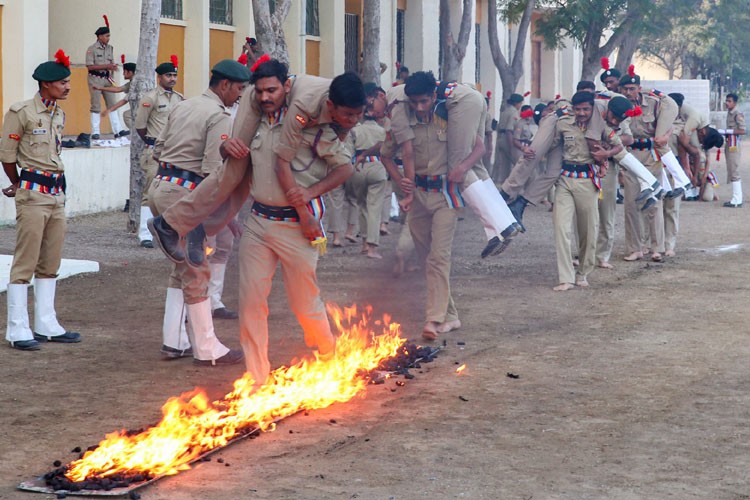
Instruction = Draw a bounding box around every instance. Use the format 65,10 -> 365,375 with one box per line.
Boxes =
561,163 -> 594,174
156,163 -> 204,185
88,70 -> 110,79
630,138 -> 653,150
414,174 -> 445,191
19,169 -> 66,193
251,201 -> 301,222
144,136 -> 156,146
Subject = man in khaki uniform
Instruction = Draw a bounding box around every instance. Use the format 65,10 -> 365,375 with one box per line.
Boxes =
86,16 -> 124,139
2,52 -> 82,350
134,58 -> 183,248
551,92 -> 624,291
148,60 -> 249,366
381,72 -> 462,340
721,93 -> 745,207
149,67 -> 364,267
493,93 -> 523,183
228,59 -> 361,385
619,68 -> 680,262
95,59 -> 135,132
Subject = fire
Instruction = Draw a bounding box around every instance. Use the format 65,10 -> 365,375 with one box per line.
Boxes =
456,364 -> 466,374
63,304 -> 404,483
205,246 -> 214,256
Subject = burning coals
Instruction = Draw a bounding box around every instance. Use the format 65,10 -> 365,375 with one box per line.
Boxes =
22,304 -> 440,496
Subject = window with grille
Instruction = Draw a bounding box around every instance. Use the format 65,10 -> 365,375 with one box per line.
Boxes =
396,9 -> 405,65
209,0 -> 233,25
161,0 -> 182,20
306,0 -> 320,36
475,23 -> 480,84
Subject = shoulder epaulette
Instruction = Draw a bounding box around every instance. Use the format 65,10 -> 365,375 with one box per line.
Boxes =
556,107 -> 570,118
9,101 -> 29,112
648,89 -> 665,97
435,81 -> 458,99
595,92 -> 612,101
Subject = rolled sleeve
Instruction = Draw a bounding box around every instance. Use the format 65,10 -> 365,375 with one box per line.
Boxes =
0,110 -> 23,164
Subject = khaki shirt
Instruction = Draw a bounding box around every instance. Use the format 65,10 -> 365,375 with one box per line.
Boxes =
497,106 -> 519,133
513,117 -> 535,145
250,108 -> 352,206
0,94 -> 65,173
727,107 -> 745,132
553,114 -> 622,165
85,41 -> 114,76
153,89 -> 231,176
134,86 -> 184,138
679,104 -> 709,137
352,119 -> 386,152
627,92 -> 662,139
121,81 -> 131,94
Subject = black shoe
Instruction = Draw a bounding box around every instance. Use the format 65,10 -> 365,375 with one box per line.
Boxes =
33,331 -> 81,343
480,237 -> 502,258
500,224 -> 518,239
160,345 -> 193,359
185,224 -> 206,268
499,189 -> 511,202
193,349 -> 244,366
723,201 -> 743,208
75,133 -> 91,149
61,139 -> 77,148
641,197 -> 656,211
91,134 -> 100,140
117,130 -> 130,137
9,339 -> 41,351
212,307 -> 239,319
635,187 -> 653,203
148,216 -> 185,264
665,187 -> 684,199
140,240 -> 154,248
123,199 -> 130,212
508,196 -> 528,233
616,191 -> 624,204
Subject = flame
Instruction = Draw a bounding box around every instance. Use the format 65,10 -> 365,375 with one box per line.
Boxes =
456,364 -> 466,374
63,304 -> 404,483
205,246 -> 214,256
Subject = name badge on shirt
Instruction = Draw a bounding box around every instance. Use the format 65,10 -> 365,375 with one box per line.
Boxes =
32,128 -> 48,135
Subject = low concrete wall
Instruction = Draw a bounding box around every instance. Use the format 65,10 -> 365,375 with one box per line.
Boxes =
0,146 -> 130,225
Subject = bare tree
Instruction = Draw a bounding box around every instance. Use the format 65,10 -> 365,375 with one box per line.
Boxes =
127,0 -> 160,232
252,0 -> 293,65
440,0 -> 474,82
361,0 -> 381,85
488,0 -> 536,106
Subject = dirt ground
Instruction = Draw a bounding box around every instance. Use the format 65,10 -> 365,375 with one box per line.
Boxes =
1,171 -> 749,500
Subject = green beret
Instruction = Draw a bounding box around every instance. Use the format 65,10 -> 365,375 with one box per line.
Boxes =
600,67 -> 621,83
533,103 -> 547,125
608,96 -> 634,120
155,62 -> 178,75
619,73 -> 640,86
95,26 -> 110,36
508,93 -> 524,104
33,61 -> 71,82
211,59 -> 251,82
123,62 -> 137,72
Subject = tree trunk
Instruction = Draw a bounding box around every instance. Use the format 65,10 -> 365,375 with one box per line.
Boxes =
361,0 -> 381,85
252,0 -> 292,65
614,33 -> 640,73
579,7 -> 638,80
440,0 -> 474,82
488,0 -> 535,106
127,0 -> 161,232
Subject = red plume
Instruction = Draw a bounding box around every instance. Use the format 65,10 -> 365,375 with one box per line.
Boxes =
170,55 -> 179,69
628,64 -> 636,78
625,106 -> 643,118
250,53 -> 271,73
238,53 -> 249,65
520,109 -> 534,119
121,54 -> 125,64
523,91 -> 531,97
395,61 -> 402,70
555,94 -> 561,100
601,57 -> 610,70
486,91 -> 492,99
103,15 -> 109,28
54,49 -> 70,69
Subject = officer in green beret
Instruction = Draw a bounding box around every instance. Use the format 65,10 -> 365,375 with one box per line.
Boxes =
86,15 -> 125,139
1,52 -> 82,351
133,56 -> 184,248
146,59 -> 250,366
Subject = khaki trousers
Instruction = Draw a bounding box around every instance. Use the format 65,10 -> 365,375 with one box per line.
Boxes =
325,184 -> 358,234
725,146 -> 742,182
502,112 -> 557,199
553,176 -> 599,285
596,162 -> 619,264
347,162 -> 388,245
492,136 -> 514,184
238,213 -> 334,385
140,148 -> 159,204
150,179 -> 210,303
88,75 -> 118,113
10,190 -> 66,284
408,189 -> 458,324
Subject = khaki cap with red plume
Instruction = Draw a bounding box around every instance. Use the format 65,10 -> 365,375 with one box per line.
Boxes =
156,55 -> 179,75
619,64 -> 640,86
599,57 -> 621,82
520,108 -> 534,119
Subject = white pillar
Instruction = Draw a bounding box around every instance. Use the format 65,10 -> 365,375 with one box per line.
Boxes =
319,0 -> 345,76
2,0 -> 49,110
184,0 -> 210,97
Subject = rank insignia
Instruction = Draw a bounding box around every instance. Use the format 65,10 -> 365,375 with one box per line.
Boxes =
295,114 -> 307,126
